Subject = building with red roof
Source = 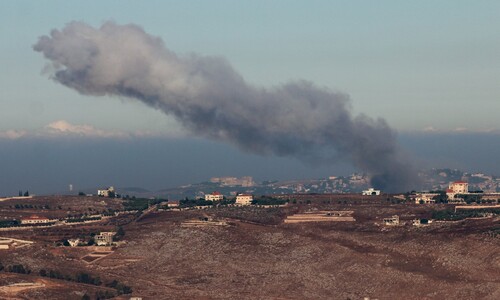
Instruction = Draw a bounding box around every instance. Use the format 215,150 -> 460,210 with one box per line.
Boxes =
447,181 -> 469,199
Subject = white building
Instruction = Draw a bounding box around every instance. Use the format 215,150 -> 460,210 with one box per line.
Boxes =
97,186 -> 115,197
415,193 -> 438,204
68,239 -> 81,247
20,215 -> 51,225
383,215 -> 400,226
235,194 -> 253,205
167,200 -> 179,208
362,188 -> 381,196
205,191 -> 223,202
95,232 -> 116,246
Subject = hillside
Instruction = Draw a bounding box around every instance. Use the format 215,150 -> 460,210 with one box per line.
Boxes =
0,196 -> 499,299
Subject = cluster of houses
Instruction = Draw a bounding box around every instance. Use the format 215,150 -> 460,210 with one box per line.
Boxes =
413,181 -> 468,204
381,215 -> 432,227
412,180 -> 500,204
67,232 -> 116,247
204,191 -> 253,205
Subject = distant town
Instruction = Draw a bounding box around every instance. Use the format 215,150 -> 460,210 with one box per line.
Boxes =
94,168 -> 500,201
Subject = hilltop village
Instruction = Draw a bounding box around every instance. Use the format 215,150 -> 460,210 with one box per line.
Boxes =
0,170 -> 499,299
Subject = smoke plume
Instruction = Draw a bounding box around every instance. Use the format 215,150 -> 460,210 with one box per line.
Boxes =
34,21 -> 416,192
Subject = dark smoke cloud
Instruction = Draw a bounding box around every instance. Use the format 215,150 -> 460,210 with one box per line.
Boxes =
34,21 -> 416,192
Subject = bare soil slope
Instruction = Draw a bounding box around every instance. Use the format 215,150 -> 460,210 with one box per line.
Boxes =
1,204 -> 499,299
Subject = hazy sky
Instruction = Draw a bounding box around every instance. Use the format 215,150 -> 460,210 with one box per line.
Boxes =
0,1 -> 499,194
2,1 -> 499,133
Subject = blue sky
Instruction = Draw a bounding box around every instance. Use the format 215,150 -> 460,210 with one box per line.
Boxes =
2,0 -> 499,134
0,1 -> 499,194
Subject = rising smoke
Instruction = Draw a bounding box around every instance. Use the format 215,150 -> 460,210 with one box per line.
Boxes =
34,21 -> 416,192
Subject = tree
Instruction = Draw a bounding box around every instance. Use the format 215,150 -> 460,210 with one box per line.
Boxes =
39,269 -> 47,277
9,264 -> 27,274
432,191 -> 448,203
114,226 -> 125,241
24,190 -> 29,197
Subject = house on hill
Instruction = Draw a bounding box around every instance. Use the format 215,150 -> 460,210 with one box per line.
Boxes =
383,215 -> 400,226
415,193 -> 438,204
68,238 -> 81,247
167,200 -> 179,208
362,188 -> 381,196
97,186 -> 115,197
235,194 -> 253,205
95,232 -> 116,246
205,191 -> 223,202
446,181 -> 468,199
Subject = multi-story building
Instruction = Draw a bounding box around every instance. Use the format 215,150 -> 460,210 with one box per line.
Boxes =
447,181 -> 469,198
235,194 -> 253,205
449,181 -> 469,194
205,191 -> 223,202
95,232 -> 116,246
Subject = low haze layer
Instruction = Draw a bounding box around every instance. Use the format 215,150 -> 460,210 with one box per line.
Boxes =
0,132 -> 499,196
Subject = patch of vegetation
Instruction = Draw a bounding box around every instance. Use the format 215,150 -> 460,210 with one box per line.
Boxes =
432,208 -> 500,221
105,279 -> 133,294
179,198 -> 213,208
456,193 -> 483,204
8,264 -> 31,274
218,198 -> 236,205
66,216 -> 101,223
122,197 -> 163,211
13,204 -> 50,209
37,268 -> 132,295
251,196 -> 287,206
432,191 -> 448,203
113,226 -> 125,241
484,226 -> 500,238
0,219 -> 20,228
